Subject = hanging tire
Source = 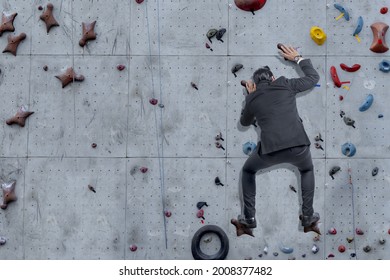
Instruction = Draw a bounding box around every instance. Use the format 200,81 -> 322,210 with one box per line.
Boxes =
191,225 -> 229,260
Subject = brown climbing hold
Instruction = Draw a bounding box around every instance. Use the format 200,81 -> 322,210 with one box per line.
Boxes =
370,22 -> 389,53
6,106 -> 34,127
55,67 -> 85,88
3,33 -> 26,56
39,3 -> 60,33
230,218 -> 254,237
0,12 -> 17,36
79,21 -> 97,47
1,180 -> 17,210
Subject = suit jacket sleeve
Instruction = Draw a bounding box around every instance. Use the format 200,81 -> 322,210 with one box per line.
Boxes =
286,59 -> 320,93
240,98 -> 255,126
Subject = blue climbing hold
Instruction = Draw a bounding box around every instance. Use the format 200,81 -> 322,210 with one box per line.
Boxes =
341,142 -> 356,157
379,59 -> 390,73
359,94 -> 374,112
243,142 -> 257,155
353,16 -> 363,36
334,3 -> 350,21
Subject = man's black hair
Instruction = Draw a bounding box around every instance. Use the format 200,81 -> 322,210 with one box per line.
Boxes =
253,66 -> 274,84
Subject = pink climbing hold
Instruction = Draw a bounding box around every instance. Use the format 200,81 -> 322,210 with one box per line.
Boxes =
338,245 -> 346,253
117,64 -> 126,71
140,167 -> 148,173
149,98 -> 158,105
135,0 -> 144,4
129,245 -> 137,252
356,228 -> 364,235
164,210 -> 172,217
197,209 -> 205,219
328,227 -> 337,235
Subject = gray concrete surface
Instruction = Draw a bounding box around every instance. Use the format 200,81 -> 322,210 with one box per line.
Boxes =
0,0 -> 389,259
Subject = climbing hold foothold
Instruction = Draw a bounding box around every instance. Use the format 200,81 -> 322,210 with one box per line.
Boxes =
43,65 -> 49,71
197,209 -> 205,220
379,238 -> 386,245
356,228 -> 364,235
359,94 -> 374,112
0,236 -> 6,245
214,177 -> 224,186
88,184 -> 96,193
196,201 -> 209,209
327,253 -> 335,258
273,252 -> 278,257
191,225 -> 229,260
302,254 -> 306,258
311,244 -> 319,254
289,185 -> 297,193
340,63 -> 361,72
164,210 -> 172,217
314,133 -> 324,142
372,167 -> 379,176
263,246 -> 268,254
1,180 -> 17,210
353,16 -> 363,42
39,3 -> 60,33
206,29 -> 218,43
343,116 -> 356,128
6,106 -> 34,127
117,64 -> 126,71
346,237 -> 354,243
38,6 -> 43,11
149,98 -> 158,105
205,43 -> 213,51
350,253 -> 356,258
280,245 -> 294,254
363,245 -> 371,253
329,166 -> 341,180
191,82 -> 198,90
91,143 -> 97,148
0,12 -> 17,36
330,66 -> 349,87
135,0 -> 144,3
215,132 -> 224,141
341,142 -> 356,157
338,245 -> 346,253
140,167 -> 148,173
380,7 -> 388,14
334,3 -> 350,21
129,244 -> 137,251
328,227 -> 337,235
310,26 -> 327,45
231,64 -> 243,77
243,142 -> 257,155
378,114 -> 384,118
379,60 -> 390,73
3,33 -> 27,56
370,22 -> 389,53
55,67 -> 85,88
388,229 -> 390,235
216,28 -> 226,43
234,0 -> 267,15
79,21 -> 97,47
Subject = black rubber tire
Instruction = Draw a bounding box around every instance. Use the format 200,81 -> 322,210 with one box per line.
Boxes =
191,225 -> 229,260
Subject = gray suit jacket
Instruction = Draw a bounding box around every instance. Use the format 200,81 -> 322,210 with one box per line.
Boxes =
240,59 -> 320,154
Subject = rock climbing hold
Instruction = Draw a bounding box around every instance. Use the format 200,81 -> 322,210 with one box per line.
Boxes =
346,237 -> 354,243
370,22 -> 389,53
350,253 -> 356,258
380,7 -> 388,14
273,252 -> 279,257
327,253 -> 335,258
43,65 -> 48,71
314,143 -> 324,151
359,94 -> 374,112
313,235 -> 321,242
0,12 -> 17,36
263,246 -> 268,254
379,60 -> 390,73
289,185 -> 297,193
334,3 -> 350,21
280,245 -> 294,254
135,0 -> 144,3
353,16 -> 363,42
129,244 -> 137,252
231,219 -> 254,237
340,63 -> 361,72
215,132 -> 224,141
339,95 -> 344,101
203,236 -> 212,243
310,26 -> 327,45
234,0 -> 267,15
314,133 -> 324,142
164,210 -> 172,217
363,79 -> 376,90
343,116 -> 356,128
149,98 -> 158,105
1,180 -> 17,210
214,177 -> 224,186
258,253 -> 263,258
196,202 -> 209,209
302,254 -> 306,258
91,143 -> 97,148
216,142 -> 225,151
206,29 -> 218,43
0,236 -> 6,245
205,43 -> 213,51
372,167 -> 379,176
40,3 -> 60,33
191,82 -> 198,90
197,209 -> 205,220
3,33 -> 26,56
38,5 -> 43,11
158,104 -> 164,108
388,229 -> 390,235
341,142 -> 356,157
216,28 -> 226,43
356,228 -> 364,235
330,66 -> 350,88
55,67 -> 85,88
6,106 -> 34,127
243,142 -> 256,155
311,244 -> 319,254
338,245 -> 346,253
88,184 -> 96,193
378,114 -> 384,118
340,110 -> 345,118
79,21 -> 97,47
231,64 -> 243,78
328,227 -> 337,235
139,167 -> 148,173
329,166 -> 341,180
363,245 -> 371,253
117,64 -> 126,71
379,238 -> 386,245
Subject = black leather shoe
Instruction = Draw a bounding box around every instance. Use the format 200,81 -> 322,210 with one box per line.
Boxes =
238,215 -> 257,228
301,212 -> 320,227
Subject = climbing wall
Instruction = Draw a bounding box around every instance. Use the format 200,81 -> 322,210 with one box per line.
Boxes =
0,0 -> 389,260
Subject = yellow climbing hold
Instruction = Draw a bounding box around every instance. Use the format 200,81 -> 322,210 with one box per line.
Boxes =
310,26 -> 327,45
342,85 -> 350,90
355,34 -> 361,43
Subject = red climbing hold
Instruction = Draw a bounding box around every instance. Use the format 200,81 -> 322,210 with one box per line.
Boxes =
117,64 -> 125,71
140,167 -> 148,173
380,7 -> 388,14
388,228 -> 390,235
149,98 -> 158,105
135,0 -> 144,4
339,95 -> 344,101
338,245 -> 346,253
356,228 -> 364,235
164,210 -> 172,217
197,209 -> 205,219
328,227 -> 337,235
234,0 -> 267,14
129,245 -> 137,252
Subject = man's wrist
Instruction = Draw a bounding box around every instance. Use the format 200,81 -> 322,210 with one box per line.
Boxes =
294,55 -> 302,63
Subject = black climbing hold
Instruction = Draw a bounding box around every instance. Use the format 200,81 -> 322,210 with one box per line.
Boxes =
273,252 -> 279,257
196,201 -> 209,209
378,114 -> 384,118
214,177 -> 224,186
314,133 -> 324,142
216,28 -> 226,42
191,225 -> 229,260
340,110 -> 345,118
343,116 -> 356,128
258,253 -> 263,258
350,253 -> 356,257
363,245 -> 371,253
231,64 -> 243,78
206,28 -> 218,43
215,132 -> 224,141
372,167 -> 379,176
329,166 -> 341,180
289,185 -> 297,193
302,254 -> 306,258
